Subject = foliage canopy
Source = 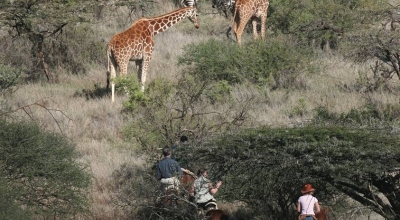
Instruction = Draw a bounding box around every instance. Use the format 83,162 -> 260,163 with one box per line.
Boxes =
181,126 -> 400,219
178,38 -> 313,89
0,119 -> 90,218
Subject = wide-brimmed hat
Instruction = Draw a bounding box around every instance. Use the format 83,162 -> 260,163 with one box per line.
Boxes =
301,184 -> 316,194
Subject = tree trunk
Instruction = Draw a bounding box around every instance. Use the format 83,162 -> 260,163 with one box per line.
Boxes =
30,34 -> 53,82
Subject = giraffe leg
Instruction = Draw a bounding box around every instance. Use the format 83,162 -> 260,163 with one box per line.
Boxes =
260,14 -> 267,40
139,44 -> 154,92
111,82 -> 115,102
232,8 -> 241,44
109,59 -> 117,103
117,62 -> 129,99
236,16 -> 250,45
252,18 -> 258,40
141,55 -> 152,92
135,60 -> 144,91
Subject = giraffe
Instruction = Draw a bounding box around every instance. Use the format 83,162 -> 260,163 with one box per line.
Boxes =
107,6 -> 199,102
231,0 -> 269,45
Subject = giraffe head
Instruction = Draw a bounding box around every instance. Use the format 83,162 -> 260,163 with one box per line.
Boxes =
187,7 -> 200,29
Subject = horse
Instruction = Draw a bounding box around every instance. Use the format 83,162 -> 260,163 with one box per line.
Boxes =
161,170 -> 197,207
206,209 -> 230,220
315,207 -> 329,220
298,207 -> 329,220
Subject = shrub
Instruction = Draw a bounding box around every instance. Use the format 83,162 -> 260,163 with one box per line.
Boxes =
178,37 -> 313,89
0,119 -> 90,218
313,100 -> 400,127
0,64 -> 23,95
122,73 -> 252,154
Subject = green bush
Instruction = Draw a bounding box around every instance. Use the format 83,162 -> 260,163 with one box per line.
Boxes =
0,64 -> 23,95
178,38 -> 313,89
0,173 -> 32,220
122,73 -> 251,154
314,101 -> 400,126
45,24 -> 105,74
269,0 -> 386,50
0,120 -> 90,218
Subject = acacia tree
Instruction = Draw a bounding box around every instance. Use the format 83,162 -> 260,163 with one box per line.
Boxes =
122,73 -> 253,155
0,119 -> 91,218
0,0 -> 142,81
343,3 -> 400,91
0,0 -> 94,81
269,0 -> 388,50
181,126 -> 400,219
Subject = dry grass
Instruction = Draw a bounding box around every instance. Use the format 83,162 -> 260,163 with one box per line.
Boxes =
3,1 -> 400,219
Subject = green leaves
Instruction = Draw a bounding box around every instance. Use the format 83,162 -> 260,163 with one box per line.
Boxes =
178,38 -> 313,89
180,125 -> 400,219
0,120 -> 90,218
0,64 -> 22,96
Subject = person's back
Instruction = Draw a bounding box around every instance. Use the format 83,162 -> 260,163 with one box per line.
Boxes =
298,194 -> 318,215
157,157 -> 181,179
297,184 -> 320,220
156,146 -> 183,191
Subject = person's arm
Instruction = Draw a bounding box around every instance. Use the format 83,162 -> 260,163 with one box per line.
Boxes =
177,163 -> 183,177
315,201 -> 321,213
209,181 -> 222,195
189,183 -> 195,197
297,202 -> 301,213
156,165 -> 161,180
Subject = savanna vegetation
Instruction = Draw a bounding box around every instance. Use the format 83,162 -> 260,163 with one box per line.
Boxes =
1,0 -> 400,219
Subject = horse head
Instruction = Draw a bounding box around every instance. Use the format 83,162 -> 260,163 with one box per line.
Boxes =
206,209 -> 229,220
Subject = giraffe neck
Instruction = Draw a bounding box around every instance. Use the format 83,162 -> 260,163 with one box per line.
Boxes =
146,7 -> 195,36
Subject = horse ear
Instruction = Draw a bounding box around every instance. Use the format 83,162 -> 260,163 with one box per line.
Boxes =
324,208 -> 329,213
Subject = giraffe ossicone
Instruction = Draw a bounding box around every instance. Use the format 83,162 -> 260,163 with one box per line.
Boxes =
232,0 -> 269,45
106,6 -> 199,102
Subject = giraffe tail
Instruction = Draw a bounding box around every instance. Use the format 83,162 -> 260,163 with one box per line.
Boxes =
106,46 -> 111,90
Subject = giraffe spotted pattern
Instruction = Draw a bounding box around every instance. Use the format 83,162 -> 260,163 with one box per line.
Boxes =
107,6 -> 199,102
232,0 -> 269,45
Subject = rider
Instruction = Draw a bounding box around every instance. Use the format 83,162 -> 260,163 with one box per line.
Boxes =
191,168 -> 223,211
156,146 -> 183,191
297,183 -> 321,220
171,135 -> 188,161
171,135 -> 193,175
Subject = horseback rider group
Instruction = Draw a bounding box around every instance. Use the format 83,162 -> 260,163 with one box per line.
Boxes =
156,136 -> 223,213
156,137 -> 326,220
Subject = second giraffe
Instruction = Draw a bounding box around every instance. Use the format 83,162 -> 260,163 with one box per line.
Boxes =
232,0 -> 269,45
107,6 -> 199,102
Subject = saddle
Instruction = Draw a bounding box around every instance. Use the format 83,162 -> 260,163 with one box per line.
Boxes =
204,201 -> 218,211
298,214 -> 318,220
197,201 -> 219,219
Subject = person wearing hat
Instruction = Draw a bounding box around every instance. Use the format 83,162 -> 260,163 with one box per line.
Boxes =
297,184 -> 321,220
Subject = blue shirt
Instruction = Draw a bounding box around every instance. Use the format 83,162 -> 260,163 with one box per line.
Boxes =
156,157 -> 182,180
